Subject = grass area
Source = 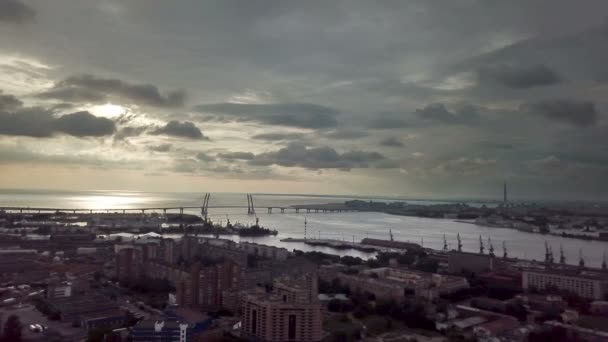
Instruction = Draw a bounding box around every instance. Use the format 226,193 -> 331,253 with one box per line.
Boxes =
361,315 -> 397,335
324,315 -> 361,337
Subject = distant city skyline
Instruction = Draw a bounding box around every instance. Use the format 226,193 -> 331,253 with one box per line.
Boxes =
1,1 -> 608,201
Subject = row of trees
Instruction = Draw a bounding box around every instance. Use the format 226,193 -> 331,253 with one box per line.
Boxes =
321,278 -> 436,331
295,249 -> 439,273
0,315 -> 23,342
119,275 -> 174,293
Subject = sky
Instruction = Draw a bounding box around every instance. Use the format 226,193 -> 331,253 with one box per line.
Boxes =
1,0 -> 608,200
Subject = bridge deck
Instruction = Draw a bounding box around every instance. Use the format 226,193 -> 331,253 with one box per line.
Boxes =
0,205 -> 355,212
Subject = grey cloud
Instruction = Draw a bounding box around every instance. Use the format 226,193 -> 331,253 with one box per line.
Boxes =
50,103 -> 76,112
521,99 -> 598,127
476,141 -> 515,150
251,132 -> 307,141
195,152 -> 215,162
151,120 -> 206,140
323,130 -> 369,140
39,74 -> 186,107
195,102 -> 338,129
477,64 -> 561,88
0,145 -> 139,169
360,79 -> 437,99
148,144 -> 172,152
416,103 -> 480,124
430,157 -> 497,176
0,91 -> 23,111
114,125 -> 149,140
0,108 -> 115,138
249,142 -> 391,170
528,155 -> 563,171
218,152 -> 255,160
457,24 -> 608,86
0,0 -> 35,24
380,137 -> 404,148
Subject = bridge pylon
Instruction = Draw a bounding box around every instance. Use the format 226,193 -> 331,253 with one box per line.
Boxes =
247,194 -> 256,215
201,193 -> 210,221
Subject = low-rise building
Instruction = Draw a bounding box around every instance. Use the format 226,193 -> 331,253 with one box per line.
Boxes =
590,301 -> 608,315
522,268 -> 608,300
448,250 -> 494,274
46,282 -> 72,299
239,242 -> 289,260
46,293 -> 126,329
131,320 -> 191,342
514,294 -> 567,313
338,267 -> 469,300
80,309 -> 128,332
543,321 -> 608,342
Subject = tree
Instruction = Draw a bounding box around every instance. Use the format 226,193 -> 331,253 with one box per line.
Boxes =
3,315 -> 23,342
330,331 -> 348,342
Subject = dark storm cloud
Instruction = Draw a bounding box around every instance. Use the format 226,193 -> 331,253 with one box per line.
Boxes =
380,137 -> 404,148
0,0 -> 35,24
521,99 -> 598,127
0,109 -> 115,138
218,152 -> 255,160
416,103 -> 480,125
195,102 -> 339,129
477,64 -> 561,88
251,132 -> 307,141
151,120 -> 206,140
368,116 -> 410,130
53,111 -> 116,137
0,91 -> 23,111
249,142 -> 391,170
36,87 -> 106,103
39,74 -> 186,107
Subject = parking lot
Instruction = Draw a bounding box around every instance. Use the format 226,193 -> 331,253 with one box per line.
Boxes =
0,304 -> 86,341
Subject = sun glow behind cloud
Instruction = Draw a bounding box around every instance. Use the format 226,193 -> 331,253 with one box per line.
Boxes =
89,103 -> 125,119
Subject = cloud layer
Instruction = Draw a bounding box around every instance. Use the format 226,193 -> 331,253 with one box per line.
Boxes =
197,102 -> 339,129
1,1 -> 608,199
0,0 -> 35,24
521,99 -> 598,127
151,121 -> 206,140
249,143 -> 391,170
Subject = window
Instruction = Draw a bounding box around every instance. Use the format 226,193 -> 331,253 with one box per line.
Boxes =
288,314 -> 297,339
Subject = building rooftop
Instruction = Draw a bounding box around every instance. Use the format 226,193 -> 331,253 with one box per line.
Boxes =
523,267 -> 608,281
